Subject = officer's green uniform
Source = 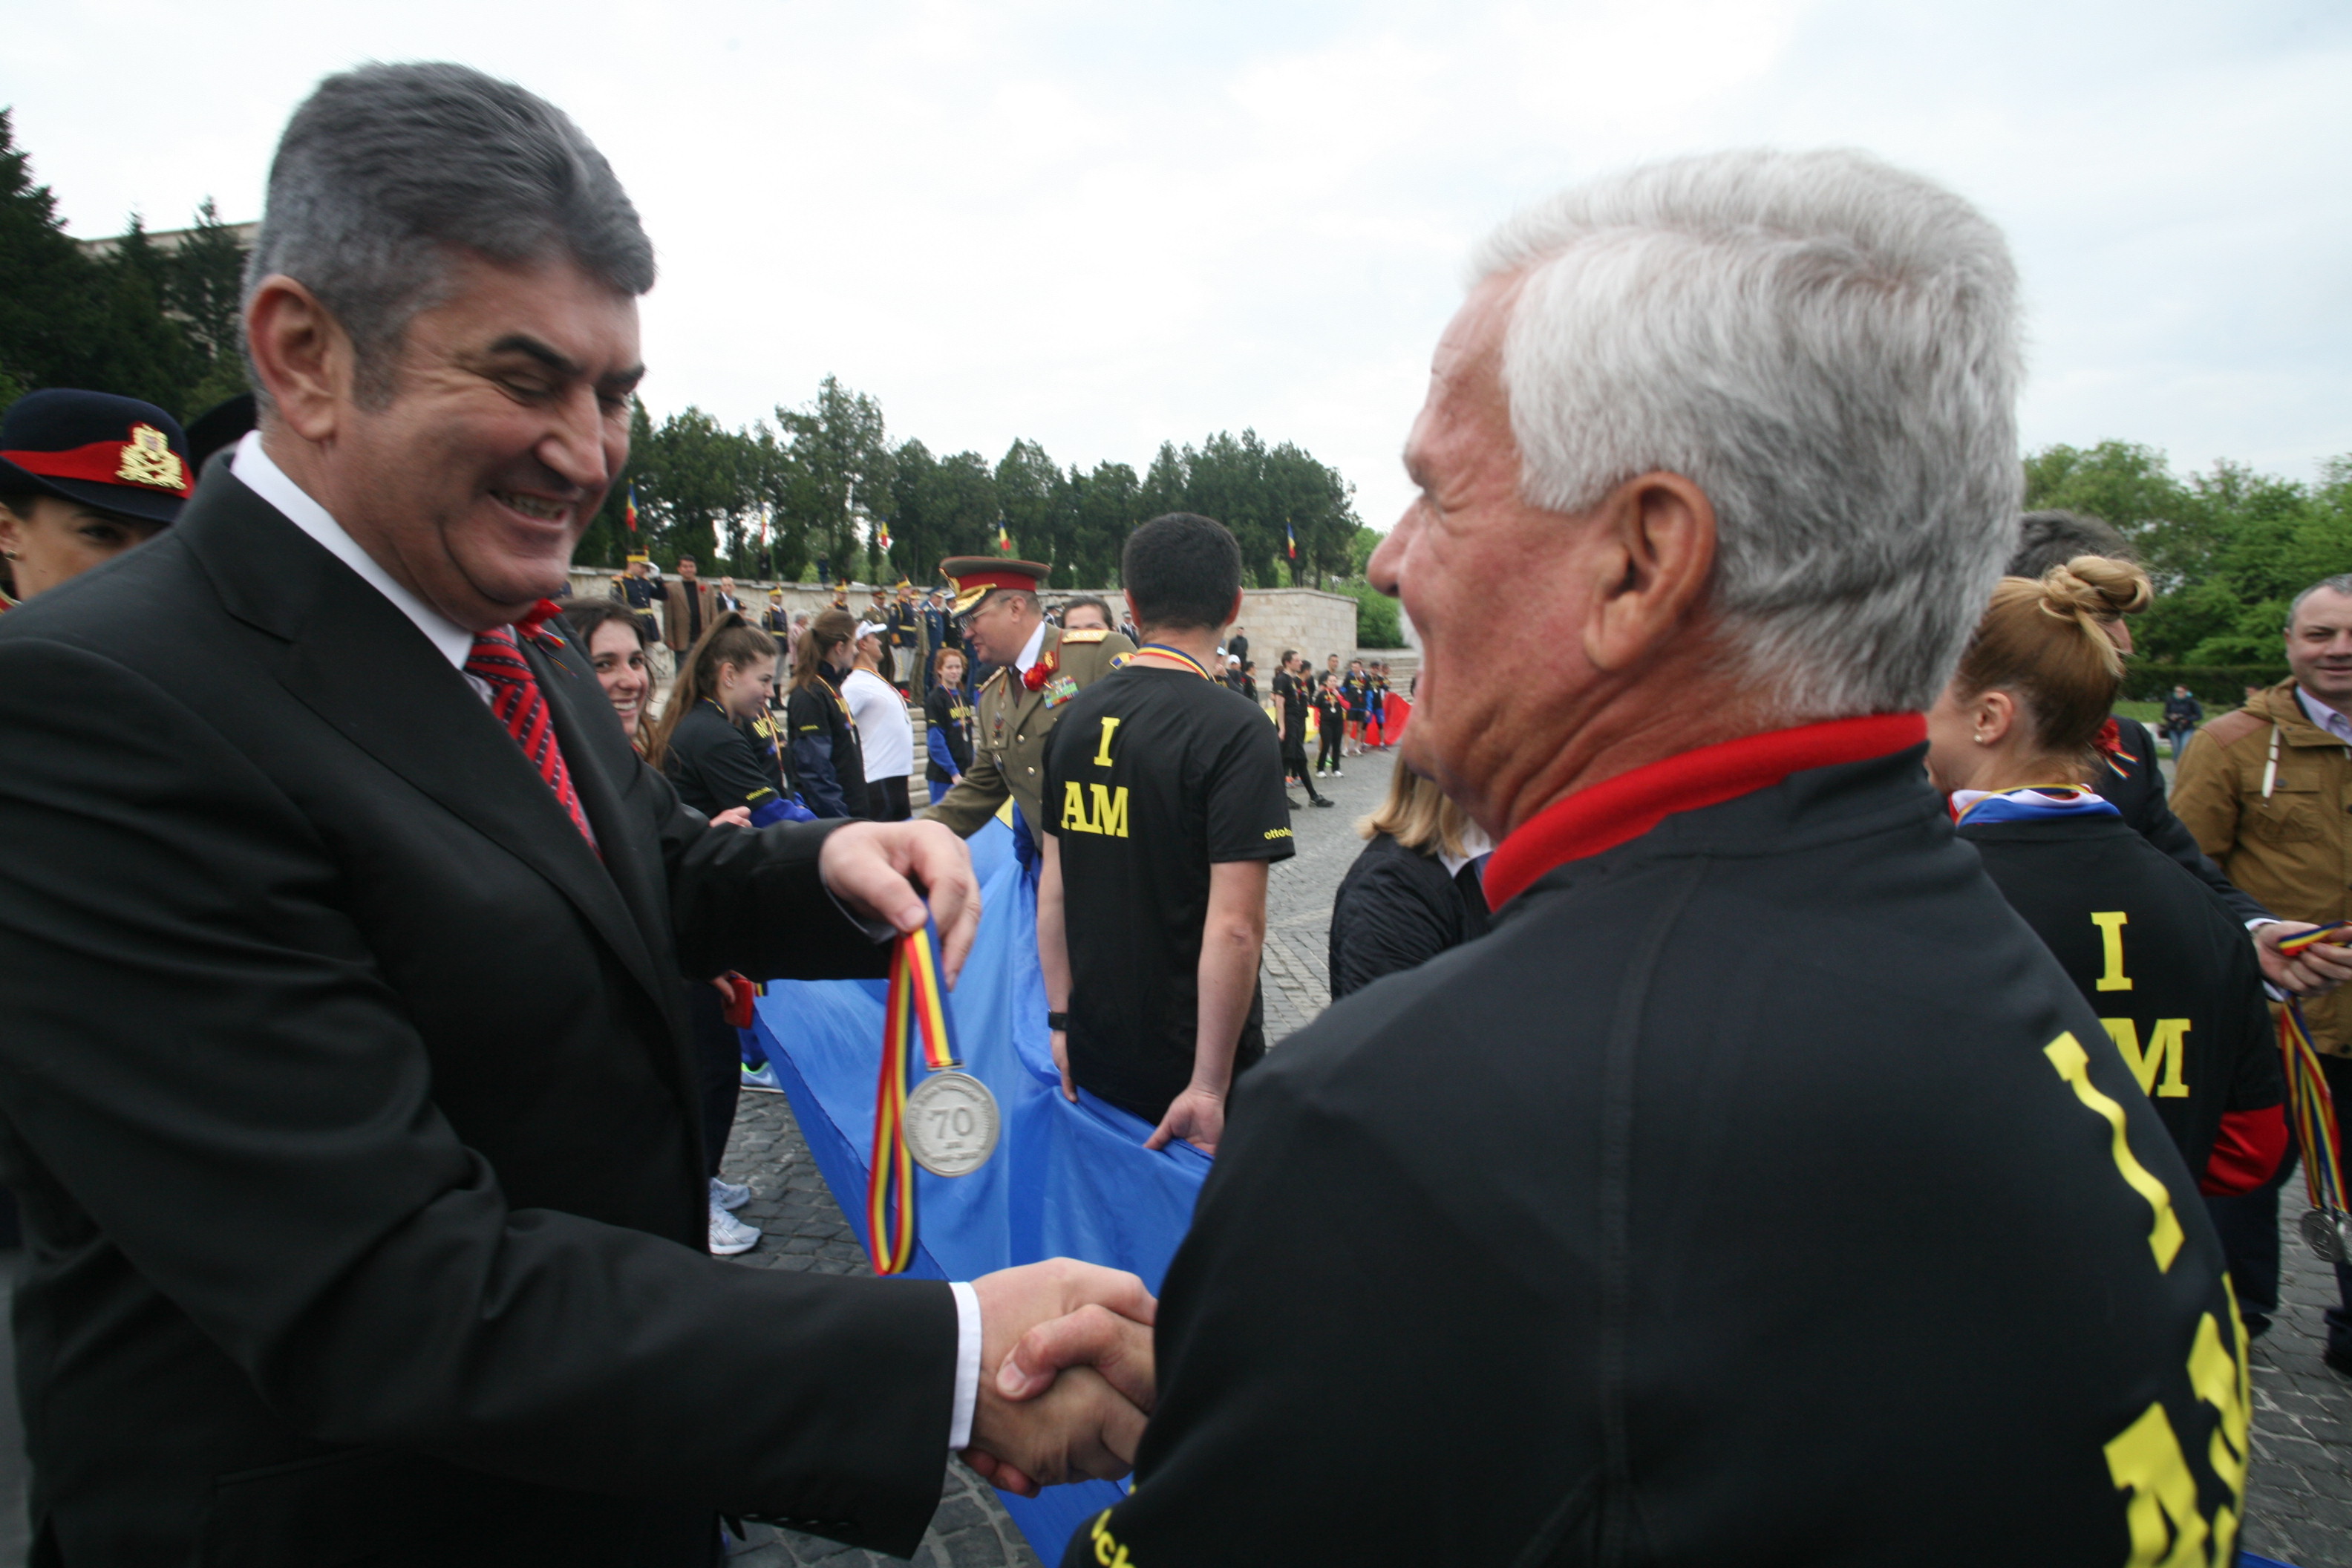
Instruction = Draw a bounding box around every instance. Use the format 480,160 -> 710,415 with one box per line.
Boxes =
920,624 -> 1134,837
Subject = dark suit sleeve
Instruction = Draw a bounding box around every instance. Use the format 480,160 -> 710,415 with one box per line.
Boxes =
2117,718 -> 2270,925
0,638 -> 952,1553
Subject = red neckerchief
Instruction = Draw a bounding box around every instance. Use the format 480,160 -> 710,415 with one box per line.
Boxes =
1481,713 -> 1927,909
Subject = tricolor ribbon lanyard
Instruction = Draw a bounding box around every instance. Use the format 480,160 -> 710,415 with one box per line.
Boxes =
867,922 -> 959,1275
1136,644 -> 1214,680
2274,921 -> 2352,1261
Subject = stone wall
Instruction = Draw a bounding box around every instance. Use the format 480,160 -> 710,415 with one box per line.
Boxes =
563,571 -> 1376,674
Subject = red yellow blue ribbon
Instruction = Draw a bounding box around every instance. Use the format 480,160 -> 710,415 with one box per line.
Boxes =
866,921 -> 961,1275
2274,923 -> 2350,1240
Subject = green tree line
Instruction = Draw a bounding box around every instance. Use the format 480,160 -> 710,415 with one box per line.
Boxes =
2024,441 -> 2352,690
578,376 -> 1365,595
0,110 -> 249,419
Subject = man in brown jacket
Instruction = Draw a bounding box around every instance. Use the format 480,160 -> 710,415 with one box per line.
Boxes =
663,553 -> 714,653
2172,571 -> 2352,1373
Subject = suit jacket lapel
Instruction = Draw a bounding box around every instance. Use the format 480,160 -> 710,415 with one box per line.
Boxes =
526,632 -> 674,1002
186,471 -> 671,1016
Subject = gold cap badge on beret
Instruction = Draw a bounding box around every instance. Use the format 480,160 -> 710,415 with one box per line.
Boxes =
115,425 -> 188,492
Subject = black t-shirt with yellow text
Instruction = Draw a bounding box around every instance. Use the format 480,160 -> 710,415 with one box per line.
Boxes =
1043,663 -> 1295,1122
1960,813 -> 2281,1175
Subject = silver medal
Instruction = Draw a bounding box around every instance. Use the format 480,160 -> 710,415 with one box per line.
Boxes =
904,1071 -> 1002,1177
2301,1206 -> 2352,1264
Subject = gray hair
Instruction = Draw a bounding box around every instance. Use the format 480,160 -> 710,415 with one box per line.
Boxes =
2010,510 -> 2134,579
1471,148 -> 2022,717
244,62 -> 656,406
2287,575 -> 2352,628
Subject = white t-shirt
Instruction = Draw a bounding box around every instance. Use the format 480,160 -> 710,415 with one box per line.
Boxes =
841,668 -> 912,783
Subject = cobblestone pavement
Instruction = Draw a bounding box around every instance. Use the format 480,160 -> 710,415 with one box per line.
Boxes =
2243,1180 -> 2352,1567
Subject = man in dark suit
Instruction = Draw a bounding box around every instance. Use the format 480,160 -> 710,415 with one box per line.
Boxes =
0,62 -> 1148,1568
1069,151 -> 2253,1566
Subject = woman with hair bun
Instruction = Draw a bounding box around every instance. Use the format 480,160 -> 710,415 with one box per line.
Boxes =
1928,557 -> 2286,1199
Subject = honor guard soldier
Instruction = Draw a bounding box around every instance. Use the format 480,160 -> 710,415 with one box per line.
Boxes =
610,552 -> 662,644
0,388 -> 192,610
886,578 -> 923,694
918,557 -> 1133,849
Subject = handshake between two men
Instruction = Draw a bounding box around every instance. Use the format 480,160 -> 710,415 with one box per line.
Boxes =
965,1258 -> 1160,1494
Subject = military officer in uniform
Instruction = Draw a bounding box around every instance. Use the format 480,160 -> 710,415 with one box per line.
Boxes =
886,578 -> 923,694
919,558 -> 1133,846
610,552 -> 662,641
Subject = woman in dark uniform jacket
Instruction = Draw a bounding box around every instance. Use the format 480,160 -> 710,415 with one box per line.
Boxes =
1927,556 -> 2286,1201
644,613 -> 785,820
1328,763 -> 1490,999
785,607 -> 867,819
924,646 -> 973,806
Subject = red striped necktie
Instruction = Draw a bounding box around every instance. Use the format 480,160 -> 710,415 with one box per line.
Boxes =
466,624 -> 595,847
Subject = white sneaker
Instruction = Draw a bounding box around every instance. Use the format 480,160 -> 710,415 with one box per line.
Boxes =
709,1202 -> 760,1255
710,1176 -> 751,1211
739,1062 -> 780,1093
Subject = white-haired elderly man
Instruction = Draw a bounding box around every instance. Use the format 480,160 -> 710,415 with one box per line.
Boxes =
1065,152 -> 2250,1565
0,62 -> 1151,1567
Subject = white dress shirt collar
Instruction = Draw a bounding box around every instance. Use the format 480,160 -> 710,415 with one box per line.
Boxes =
2296,684 -> 2352,746
232,431 -> 475,673
1013,618 -> 1048,676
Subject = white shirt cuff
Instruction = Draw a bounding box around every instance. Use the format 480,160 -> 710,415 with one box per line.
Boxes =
947,1280 -> 981,1451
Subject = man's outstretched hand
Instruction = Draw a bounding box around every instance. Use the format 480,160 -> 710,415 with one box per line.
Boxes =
817,820 -> 983,984
961,1258 -> 1157,1497
2256,920 -> 2352,998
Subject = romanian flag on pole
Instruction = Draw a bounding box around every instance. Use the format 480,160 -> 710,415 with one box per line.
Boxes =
996,523 -> 1012,555
878,520 -> 892,554
1287,519 -> 1296,561
624,483 -> 639,533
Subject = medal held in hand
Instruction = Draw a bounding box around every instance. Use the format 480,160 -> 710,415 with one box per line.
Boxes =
2275,923 -> 2352,1262
866,921 -> 1000,1274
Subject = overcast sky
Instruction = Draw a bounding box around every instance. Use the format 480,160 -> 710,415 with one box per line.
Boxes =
6,0 -> 2346,535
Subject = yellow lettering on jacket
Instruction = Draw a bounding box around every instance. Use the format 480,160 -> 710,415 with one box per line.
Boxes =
2098,1282 -> 2250,1567
2092,910 -> 2134,990
1094,716 -> 1123,768
2104,1018 -> 2192,1099
2044,1031 -> 2184,1271
2105,1401 -> 2209,1567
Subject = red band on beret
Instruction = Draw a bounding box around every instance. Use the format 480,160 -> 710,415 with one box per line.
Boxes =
951,566 -> 1041,596
4,431 -> 193,498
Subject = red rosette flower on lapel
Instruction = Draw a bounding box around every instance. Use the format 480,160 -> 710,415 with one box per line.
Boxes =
1022,647 -> 1059,692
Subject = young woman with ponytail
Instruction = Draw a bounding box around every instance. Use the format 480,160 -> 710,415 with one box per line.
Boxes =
1927,557 -> 2287,1202
784,608 -> 868,819
644,612 -> 790,823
